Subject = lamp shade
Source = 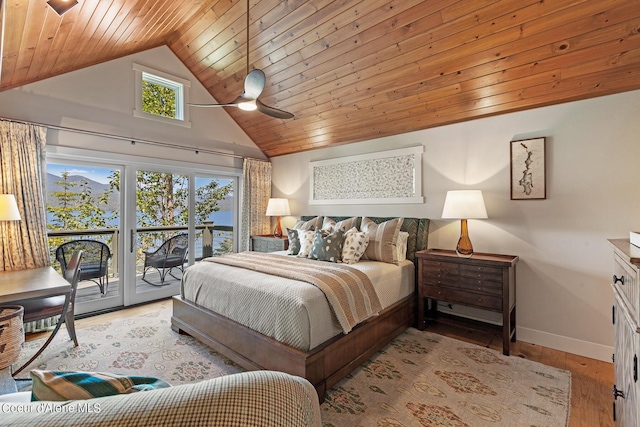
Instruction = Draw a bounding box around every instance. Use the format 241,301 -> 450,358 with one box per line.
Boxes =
0,194 -> 21,221
441,190 -> 488,219
265,198 -> 291,216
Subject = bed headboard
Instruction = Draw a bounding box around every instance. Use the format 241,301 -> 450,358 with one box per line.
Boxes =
300,216 -> 430,265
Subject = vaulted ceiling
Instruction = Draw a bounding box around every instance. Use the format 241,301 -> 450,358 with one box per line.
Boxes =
2,0 -> 640,157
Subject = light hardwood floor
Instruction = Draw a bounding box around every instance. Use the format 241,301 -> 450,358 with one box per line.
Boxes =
27,299 -> 613,427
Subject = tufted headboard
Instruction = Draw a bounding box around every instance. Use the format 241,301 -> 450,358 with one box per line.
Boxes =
300,216 -> 430,266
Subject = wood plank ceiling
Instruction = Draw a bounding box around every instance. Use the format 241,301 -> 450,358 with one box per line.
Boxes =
2,0 -> 640,157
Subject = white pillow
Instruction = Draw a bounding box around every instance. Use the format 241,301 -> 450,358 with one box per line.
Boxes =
322,217 -> 358,233
342,227 -> 369,264
294,216 -> 322,231
396,231 -> 410,262
297,230 -> 315,258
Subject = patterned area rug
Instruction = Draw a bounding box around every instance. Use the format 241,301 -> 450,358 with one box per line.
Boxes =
16,309 -> 243,385
16,310 -> 570,427
321,328 -> 571,427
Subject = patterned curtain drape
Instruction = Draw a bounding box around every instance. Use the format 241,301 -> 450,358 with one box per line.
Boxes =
0,120 -> 49,271
240,159 -> 272,251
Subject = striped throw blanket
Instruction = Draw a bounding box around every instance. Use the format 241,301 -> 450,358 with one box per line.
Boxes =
206,252 -> 383,334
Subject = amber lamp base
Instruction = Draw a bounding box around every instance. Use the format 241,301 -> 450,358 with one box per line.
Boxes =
456,219 -> 474,258
273,216 -> 283,237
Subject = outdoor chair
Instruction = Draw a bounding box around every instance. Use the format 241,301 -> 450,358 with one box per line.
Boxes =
12,251 -> 83,377
142,234 -> 188,286
56,240 -> 112,296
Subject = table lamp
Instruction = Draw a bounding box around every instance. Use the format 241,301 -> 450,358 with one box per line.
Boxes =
265,198 -> 290,238
0,195 -> 21,221
441,190 -> 488,258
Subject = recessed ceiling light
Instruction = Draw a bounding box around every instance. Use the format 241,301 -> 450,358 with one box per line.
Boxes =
47,0 -> 79,16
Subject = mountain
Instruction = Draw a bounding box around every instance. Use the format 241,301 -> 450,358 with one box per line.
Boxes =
46,173 -> 119,211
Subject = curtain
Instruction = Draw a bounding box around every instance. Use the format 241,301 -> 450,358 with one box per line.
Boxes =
0,120 -> 49,271
240,159 -> 272,251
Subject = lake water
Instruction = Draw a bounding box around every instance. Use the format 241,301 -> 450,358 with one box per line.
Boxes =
47,210 -> 234,227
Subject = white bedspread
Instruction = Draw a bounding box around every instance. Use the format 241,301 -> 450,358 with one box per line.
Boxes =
181,252 -> 415,351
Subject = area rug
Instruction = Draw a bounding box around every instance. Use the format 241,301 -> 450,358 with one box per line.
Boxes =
16,309 -> 571,427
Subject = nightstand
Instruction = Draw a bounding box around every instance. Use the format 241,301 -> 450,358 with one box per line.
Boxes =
416,249 -> 518,355
250,235 -> 289,252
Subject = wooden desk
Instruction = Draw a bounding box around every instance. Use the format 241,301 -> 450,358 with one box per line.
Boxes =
0,266 -> 71,379
0,266 -> 70,303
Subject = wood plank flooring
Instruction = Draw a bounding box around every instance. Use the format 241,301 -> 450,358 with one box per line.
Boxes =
27,300 -> 613,427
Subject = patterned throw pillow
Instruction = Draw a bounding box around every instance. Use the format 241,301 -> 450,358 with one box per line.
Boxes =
308,228 -> 345,262
293,216 -> 322,231
297,230 -> 316,258
30,370 -> 171,402
361,217 -> 404,264
322,216 -> 358,233
286,228 -> 300,255
342,227 -> 369,264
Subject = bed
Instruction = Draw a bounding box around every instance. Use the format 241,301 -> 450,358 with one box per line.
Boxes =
171,216 -> 429,402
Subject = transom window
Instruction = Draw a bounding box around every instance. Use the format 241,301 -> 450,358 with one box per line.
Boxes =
133,64 -> 191,128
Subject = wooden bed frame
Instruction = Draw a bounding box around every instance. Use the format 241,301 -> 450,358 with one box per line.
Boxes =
171,216 -> 429,403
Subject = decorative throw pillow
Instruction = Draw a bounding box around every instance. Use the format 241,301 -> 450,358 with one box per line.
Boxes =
308,228 -> 345,262
286,228 -> 300,255
297,230 -> 316,258
396,231 -> 410,262
30,370 -> 171,402
293,216 -> 321,231
342,227 -> 369,264
322,216 -> 358,233
361,217 -> 404,264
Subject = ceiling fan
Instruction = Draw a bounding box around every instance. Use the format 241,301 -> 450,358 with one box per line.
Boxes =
189,0 -> 294,120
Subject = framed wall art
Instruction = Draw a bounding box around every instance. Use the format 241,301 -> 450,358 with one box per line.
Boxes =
510,137 -> 546,200
309,146 -> 424,205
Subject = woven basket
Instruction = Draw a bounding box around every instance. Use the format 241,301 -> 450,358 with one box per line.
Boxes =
0,305 -> 24,369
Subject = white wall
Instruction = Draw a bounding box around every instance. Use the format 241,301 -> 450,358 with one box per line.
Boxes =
271,89 -> 640,362
0,46 -> 266,169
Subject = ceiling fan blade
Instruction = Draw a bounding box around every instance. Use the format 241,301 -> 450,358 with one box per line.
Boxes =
188,102 -> 238,108
256,99 -> 294,119
244,69 -> 266,100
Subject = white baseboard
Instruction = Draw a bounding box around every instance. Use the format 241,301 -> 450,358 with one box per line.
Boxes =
434,304 -> 613,363
516,326 -> 613,363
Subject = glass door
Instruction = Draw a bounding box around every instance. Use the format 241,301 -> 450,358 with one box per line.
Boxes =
126,168 -> 188,305
45,162 -> 124,315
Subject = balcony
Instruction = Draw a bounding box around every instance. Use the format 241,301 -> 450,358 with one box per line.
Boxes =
47,222 -> 232,305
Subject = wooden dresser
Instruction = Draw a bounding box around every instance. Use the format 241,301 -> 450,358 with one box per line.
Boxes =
416,249 -> 518,355
609,239 -> 640,426
250,235 -> 289,252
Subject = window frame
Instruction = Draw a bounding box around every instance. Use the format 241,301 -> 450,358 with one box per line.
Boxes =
133,63 -> 191,128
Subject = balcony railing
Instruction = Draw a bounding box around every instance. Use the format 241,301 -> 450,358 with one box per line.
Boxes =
47,221 -> 232,276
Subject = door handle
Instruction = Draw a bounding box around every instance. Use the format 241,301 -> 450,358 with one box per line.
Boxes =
130,229 -> 135,253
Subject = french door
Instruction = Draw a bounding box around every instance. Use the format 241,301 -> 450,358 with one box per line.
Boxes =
123,167 -> 238,306
48,149 -> 239,311
45,160 -> 125,315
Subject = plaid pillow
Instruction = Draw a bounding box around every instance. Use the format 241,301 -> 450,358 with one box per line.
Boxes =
30,370 -> 171,401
